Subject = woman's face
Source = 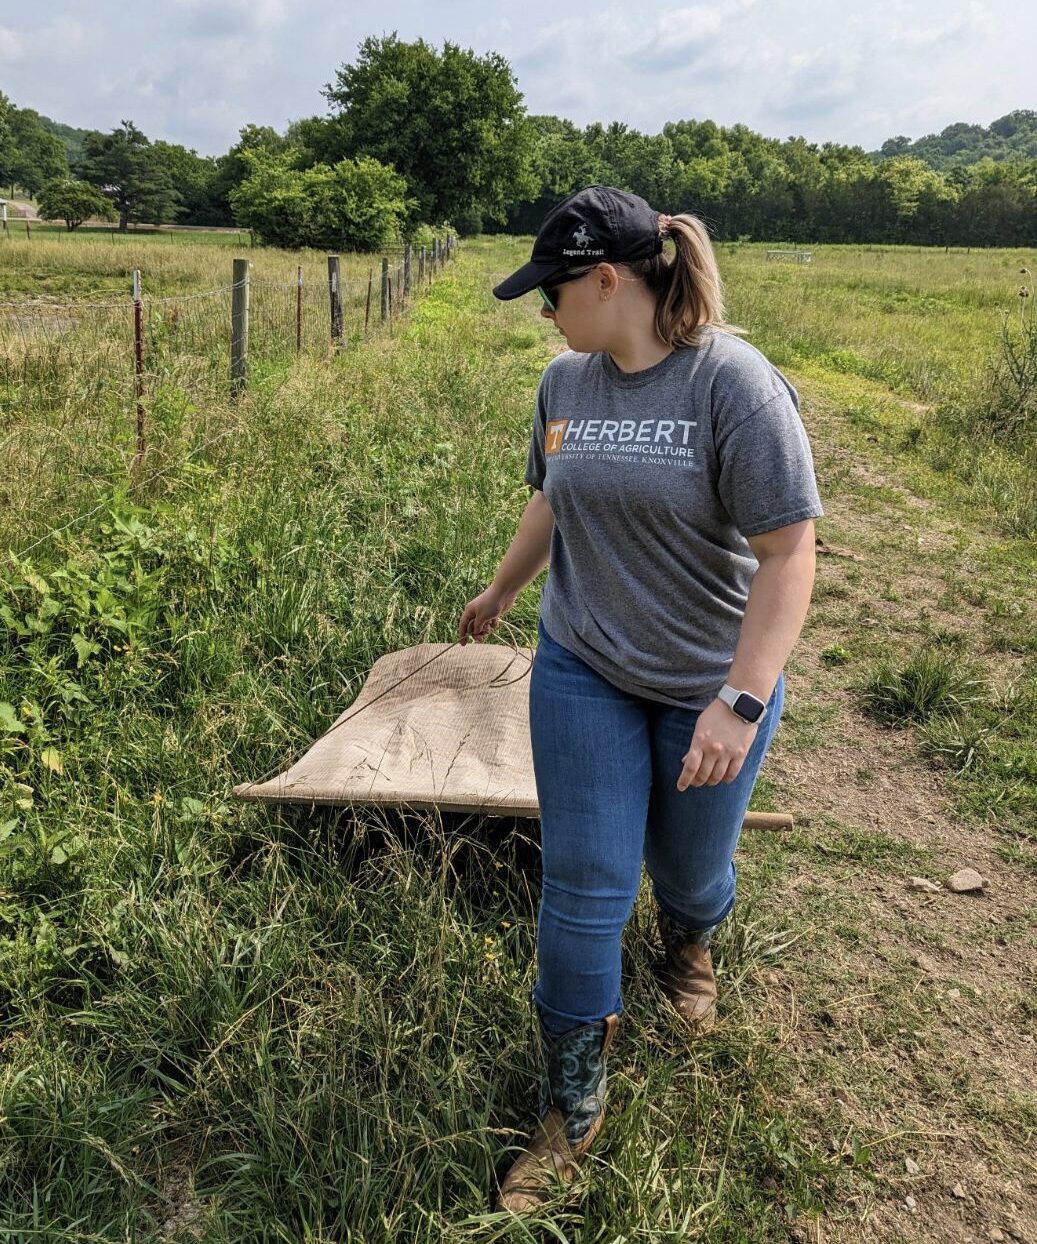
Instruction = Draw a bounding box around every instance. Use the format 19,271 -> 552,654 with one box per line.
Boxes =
539,267 -> 605,352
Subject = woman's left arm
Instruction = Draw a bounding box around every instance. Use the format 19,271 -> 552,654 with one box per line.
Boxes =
677,519 -> 816,790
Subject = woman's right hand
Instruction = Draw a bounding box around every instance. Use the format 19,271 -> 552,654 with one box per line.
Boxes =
458,586 -> 516,645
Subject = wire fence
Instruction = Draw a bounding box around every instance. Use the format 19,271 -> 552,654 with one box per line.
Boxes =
0,237 -> 457,554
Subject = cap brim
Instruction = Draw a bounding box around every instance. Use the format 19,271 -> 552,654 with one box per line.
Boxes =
492,259 -> 567,301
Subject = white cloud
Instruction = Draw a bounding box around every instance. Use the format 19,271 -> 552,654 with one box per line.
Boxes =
883,1 -> 992,50
765,46 -> 865,121
170,0 -> 291,39
0,19 -> 94,69
0,25 -> 26,64
624,7 -> 727,72
0,0 -> 1033,157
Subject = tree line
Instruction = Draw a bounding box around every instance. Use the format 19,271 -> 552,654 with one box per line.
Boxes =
3,42 -> 1036,248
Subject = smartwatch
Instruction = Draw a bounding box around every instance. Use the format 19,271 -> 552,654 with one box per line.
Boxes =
717,683 -> 768,724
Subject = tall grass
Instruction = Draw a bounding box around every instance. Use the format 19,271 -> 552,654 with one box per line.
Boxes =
1,247 -> 856,1239
986,265 -> 1037,446
3,234 -> 1035,1238
0,235 -> 437,553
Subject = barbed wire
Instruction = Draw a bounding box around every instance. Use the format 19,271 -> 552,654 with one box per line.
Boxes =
0,242 -> 458,560
0,284 -> 240,312
13,422 -> 243,560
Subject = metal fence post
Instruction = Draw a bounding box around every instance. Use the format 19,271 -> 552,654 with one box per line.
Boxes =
404,243 -> 412,298
231,257 -> 250,395
133,269 -> 145,462
365,268 -> 373,333
380,257 -> 389,322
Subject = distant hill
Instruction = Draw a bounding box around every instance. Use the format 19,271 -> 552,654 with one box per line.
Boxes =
28,101 -> 1037,175
872,110 -> 1037,168
36,114 -> 92,167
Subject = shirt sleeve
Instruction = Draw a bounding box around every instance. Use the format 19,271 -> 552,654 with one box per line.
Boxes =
525,373 -> 549,490
715,392 -> 824,538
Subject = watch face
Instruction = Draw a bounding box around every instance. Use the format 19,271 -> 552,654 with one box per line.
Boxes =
733,692 -> 765,723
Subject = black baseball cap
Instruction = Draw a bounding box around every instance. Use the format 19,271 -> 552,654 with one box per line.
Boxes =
493,185 -> 663,301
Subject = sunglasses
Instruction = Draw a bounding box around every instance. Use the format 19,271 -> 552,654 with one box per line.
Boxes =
536,267 -> 595,312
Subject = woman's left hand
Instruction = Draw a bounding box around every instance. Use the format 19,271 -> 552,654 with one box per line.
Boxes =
677,700 -> 759,790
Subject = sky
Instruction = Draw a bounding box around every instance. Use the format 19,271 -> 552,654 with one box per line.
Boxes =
0,0 -> 1032,157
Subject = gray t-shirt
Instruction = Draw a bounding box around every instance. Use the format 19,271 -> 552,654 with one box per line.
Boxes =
525,328 -> 823,708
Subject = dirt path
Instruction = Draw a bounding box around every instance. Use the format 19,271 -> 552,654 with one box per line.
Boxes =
760,379 -> 1036,1244
2,197 -> 39,220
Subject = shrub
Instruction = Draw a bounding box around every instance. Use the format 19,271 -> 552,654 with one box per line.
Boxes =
230,150 -> 411,251
862,648 -> 986,725
943,268 -> 1037,455
36,178 -> 117,231
986,268 -> 1037,448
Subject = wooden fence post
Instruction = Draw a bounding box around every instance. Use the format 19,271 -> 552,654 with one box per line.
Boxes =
230,257 -> 250,395
380,257 -> 389,322
365,268 -> 373,333
419,246 -> 426,286
404,243 -> 412,297
328,256 -> 343,349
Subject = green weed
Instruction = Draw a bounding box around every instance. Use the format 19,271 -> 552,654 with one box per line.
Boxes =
821,644 -> 851,666
862,648 -> 986,725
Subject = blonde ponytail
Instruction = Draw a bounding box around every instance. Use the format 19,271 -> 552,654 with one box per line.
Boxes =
626,212 -> 734,347
657,215 -> 730,346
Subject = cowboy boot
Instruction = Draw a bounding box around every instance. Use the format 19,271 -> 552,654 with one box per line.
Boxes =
496,1012 -> 620,1213
654,909 -> 718,1033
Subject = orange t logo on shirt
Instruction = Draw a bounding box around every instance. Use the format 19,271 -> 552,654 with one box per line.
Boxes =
545,420 -> 568,455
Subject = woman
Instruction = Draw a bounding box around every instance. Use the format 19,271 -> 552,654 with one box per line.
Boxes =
458,185 -> 822,1212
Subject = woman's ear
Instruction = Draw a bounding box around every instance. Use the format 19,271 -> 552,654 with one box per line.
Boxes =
597,263 -> 620,301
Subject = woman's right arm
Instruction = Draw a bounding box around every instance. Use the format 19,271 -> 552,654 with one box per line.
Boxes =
458,489 -> 554,644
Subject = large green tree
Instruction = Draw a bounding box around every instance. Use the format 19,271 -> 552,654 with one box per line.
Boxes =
77,121 -> 180,230
8,108 -> 68,196
504,115 -> 602,233
205,125 -> 292,229
323,35 -> 533,230
150,140 -> 230,226
0,92 -> 17,189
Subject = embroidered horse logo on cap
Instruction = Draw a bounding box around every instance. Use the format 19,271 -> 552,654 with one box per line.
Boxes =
572,224 -> 593,248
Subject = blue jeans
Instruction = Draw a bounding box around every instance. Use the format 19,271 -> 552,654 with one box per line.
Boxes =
529,619 -> 783,1037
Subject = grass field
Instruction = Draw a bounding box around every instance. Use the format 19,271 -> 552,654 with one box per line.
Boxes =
4,220 -> 251,249
0,231 -> 431,552
0,227 -> 389,296
0,233 -> 1034,1241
